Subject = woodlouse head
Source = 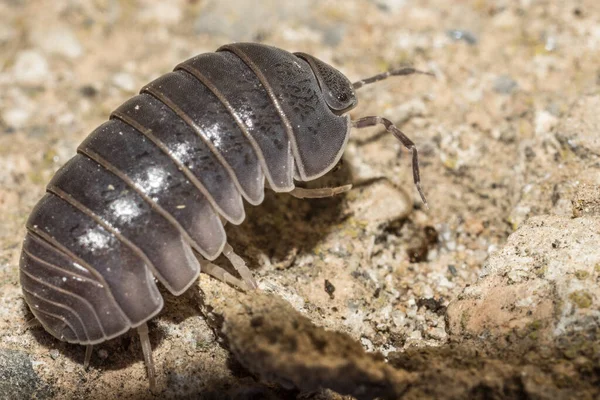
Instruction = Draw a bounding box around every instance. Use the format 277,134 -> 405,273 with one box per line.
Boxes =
295,52 -> 358,115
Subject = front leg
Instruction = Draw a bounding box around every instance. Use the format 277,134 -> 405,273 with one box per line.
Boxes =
289,184 -> 352,199
352,116 -> 428,207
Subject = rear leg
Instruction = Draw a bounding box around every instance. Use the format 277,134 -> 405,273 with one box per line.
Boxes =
22,317 -> 41,332
135,257 -> 252,391
138,322 -> 156,392
84,344 -> 93,369
24,318 -> 96,375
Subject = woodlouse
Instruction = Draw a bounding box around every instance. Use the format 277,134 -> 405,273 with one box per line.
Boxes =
20,42 -> 431,389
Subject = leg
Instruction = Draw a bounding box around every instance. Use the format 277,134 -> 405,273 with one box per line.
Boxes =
289,184 -> 352,199
222,243 -> 258,290
137,322 -> 156,392
84,345 -> 93,369
22,317 -> 41,332
199,258 -> 250,291
353,67 -> 434,89
352,116 -> 428,208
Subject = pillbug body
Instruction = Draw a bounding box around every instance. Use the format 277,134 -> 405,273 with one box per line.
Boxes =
20,42 -> 430,389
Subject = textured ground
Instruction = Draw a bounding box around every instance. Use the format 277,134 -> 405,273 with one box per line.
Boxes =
0,0 -> 599,399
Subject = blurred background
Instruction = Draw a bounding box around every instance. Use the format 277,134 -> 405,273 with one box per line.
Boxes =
0,0 -> 599,399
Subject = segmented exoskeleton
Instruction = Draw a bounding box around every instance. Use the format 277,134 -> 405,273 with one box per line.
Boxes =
20,42 -> 431,389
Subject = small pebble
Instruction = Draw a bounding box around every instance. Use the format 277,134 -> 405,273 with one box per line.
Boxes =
535,110 -> 559,135
427,327 -> 447,340
448,265 -> 458,276
98,349 -> 108,360
416,297 -> 446,314
49,349 -> 59,360
360,337 -> 375,352
464,218 -> 484,236
112,72 -> 136,92
493,75 -> 518,94
30,27 -> 83,59
2,108 -> 31,128
351,181 -> 411,226
138,2 -> 182,25
409,330 -> 423,340
392,310 -> 407,327
324,279 -> 336,300
12,50 -> 50,85
373,0 -> 408,12
79,85 -> 98,98
544,35 -> 558,52
322,25 -> 345,47
447,29 -> 478,45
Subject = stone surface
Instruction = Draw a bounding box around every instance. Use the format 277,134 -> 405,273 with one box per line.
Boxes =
0,349 -> 50,399
447,215 -> 600,342
0,0 -> 599,398
221,292 -> 414,400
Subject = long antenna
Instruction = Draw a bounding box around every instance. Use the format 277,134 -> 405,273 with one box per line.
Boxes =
353,67 -> 434,90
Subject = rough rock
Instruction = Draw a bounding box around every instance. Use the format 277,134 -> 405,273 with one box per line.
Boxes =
221,292 -> 414,400
0,349 -> 50,399
508,94 -> 600,228
447,215 -> 600,343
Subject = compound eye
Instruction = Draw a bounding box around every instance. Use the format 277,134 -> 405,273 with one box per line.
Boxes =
337,92 -> 349,103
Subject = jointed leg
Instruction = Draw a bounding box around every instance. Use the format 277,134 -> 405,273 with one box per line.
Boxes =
138,322 -> 156,392
222,243 -> 258,290
352,116 -> 428,207
84,345 -> 93,369
22,318 -> 41,331
353,67 -> 434,90
289,184 -> 352,199
199,257 -> 251,291
25,318 -> 96,373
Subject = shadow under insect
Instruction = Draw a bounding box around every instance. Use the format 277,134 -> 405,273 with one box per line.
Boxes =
213,157 -> 353,277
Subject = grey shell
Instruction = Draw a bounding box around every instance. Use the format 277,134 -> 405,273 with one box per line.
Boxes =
20,43 -> 351,345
